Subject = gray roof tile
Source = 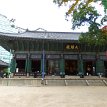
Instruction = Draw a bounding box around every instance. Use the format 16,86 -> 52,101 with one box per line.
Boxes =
0,60 -> 9,66
0,30 -> 81,41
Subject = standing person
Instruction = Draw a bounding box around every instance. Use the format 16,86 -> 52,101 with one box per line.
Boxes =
34,71 -> 37,78
87,65 -> 91,75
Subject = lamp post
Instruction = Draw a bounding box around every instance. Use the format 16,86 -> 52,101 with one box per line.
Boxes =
42,48 -> 45,80
42,32 -> 47,81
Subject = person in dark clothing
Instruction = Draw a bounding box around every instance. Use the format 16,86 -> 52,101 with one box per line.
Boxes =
34,71 -> 37,78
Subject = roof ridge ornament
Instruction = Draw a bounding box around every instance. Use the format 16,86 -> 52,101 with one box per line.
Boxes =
35,28 -> 47,32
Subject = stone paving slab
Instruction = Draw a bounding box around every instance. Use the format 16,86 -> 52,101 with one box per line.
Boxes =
0,86 -> 107,107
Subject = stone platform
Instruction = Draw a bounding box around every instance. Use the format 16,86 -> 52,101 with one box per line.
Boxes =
0,76 -> 107,87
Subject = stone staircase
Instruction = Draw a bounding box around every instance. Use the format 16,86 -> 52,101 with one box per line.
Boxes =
66,79 -> 87,86
45,79 -> 65,86
86,79 -> 106,86
43,79 -> 107,86
0,76 -> 107,86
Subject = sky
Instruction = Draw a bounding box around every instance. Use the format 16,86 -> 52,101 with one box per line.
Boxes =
0,0 -> 105,32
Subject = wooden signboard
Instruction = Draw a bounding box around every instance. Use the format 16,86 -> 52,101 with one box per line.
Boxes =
46,54 -> 60,59
15,54 -> 27,59
82,54 -> 96,60
64,54 -> 78,59
64,43 -> 79,51
30,54 -> 42,59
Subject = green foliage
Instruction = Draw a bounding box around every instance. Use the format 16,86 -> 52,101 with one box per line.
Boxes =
102,0 -> 107,12
101,15 -> 107,25
72,4 -> 100,29
53,0 -> 62,5
79,25 -> 107,46
53,0 -> 107,47
79,14 -> 107,47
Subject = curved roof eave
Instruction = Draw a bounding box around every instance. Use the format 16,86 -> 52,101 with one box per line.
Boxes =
0,31 -> 81,41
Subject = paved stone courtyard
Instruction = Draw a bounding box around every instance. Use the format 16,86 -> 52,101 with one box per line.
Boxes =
0,86 -> 107,107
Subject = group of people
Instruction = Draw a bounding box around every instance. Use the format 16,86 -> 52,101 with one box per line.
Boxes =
34,71 -> 41,78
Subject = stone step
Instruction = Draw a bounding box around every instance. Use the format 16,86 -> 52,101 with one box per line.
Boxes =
0,78 -> 107,86
66,80 -> 87,86
45,79 -> 65,86
87,80 -> 105,86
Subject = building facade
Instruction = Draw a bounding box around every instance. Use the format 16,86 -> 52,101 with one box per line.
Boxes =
0,30 -> 106,77
0,14 -> 25,63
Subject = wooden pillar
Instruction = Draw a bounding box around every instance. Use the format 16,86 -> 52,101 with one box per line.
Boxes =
25,54 -> 32,77
25,58 -> 31,73
10,57 -> 17,77
10,57 -> 16,73
78,54 -> 84,77
96,59 -> 104,76
60,55 -> 65,78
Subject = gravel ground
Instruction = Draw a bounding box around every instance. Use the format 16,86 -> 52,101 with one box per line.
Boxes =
0,86 -> 107,107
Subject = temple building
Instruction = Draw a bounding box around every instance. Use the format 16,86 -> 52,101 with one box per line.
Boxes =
0,30 -> 106,77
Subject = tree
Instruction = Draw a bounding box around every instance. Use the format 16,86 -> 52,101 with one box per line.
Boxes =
54,0 -> 107,47
53,0 -> 107,15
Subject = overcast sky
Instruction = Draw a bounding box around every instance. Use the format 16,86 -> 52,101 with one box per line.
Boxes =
0,0 -> 105,32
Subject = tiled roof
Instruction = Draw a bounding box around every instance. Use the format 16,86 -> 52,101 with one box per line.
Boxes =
0,60 -> 9,67
0,30 -> 81,41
